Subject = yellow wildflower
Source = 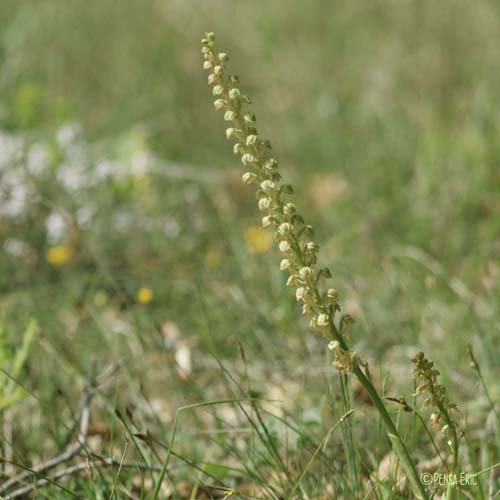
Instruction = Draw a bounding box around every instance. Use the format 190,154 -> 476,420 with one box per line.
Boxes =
137,287 -> 153,304
244,226 -> 272,254
93,290 -> 108,307
46,245 -> 73,266
204,248 -> 221,268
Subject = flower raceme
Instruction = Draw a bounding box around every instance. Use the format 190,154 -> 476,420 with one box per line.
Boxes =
201,32 -> 430,500
201,32 -> 356,369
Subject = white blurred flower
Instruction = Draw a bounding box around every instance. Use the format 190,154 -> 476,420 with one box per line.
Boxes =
46,212 -> 67,242
163,218 -> 180,238
27,143 -> 50,176
56,162 -> 88,192
3,238 -> 30,257
94,159 -> 118,181
0,132 -> 23,170
130,152 -> 153,175
112,210 -> 133,232
0,171 -> 29,217
56,122 -> 82,149
76,204 -> 96,227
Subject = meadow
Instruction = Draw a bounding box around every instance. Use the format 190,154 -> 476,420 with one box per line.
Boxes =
0,1 -> 499,498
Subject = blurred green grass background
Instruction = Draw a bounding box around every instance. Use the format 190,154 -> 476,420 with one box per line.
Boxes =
0,0 -> 499,497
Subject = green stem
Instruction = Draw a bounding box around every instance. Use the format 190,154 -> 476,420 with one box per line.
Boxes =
329,322 -> 428,500
354,364 -> 428,499
440,405 -> 459,500
152,398 -> 256,500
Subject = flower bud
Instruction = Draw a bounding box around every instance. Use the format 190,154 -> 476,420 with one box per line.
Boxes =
342,314 -> 354,326
317,313 -> 330,327
280,259 -> 291,271
246,134 -> 258,146
326,289 -> 338,302
306,254 -> 317,266
328,340 -> 340,351
302,303 -> 313,315
218,52 -> 228,62
317,267 -> 332,279
295,287 -> 307,301
262,216 -> 273,228
260,180 -> 275,191
243,112 -> 256,123
213,85 -> 224,96
258,197 -> 271,211
203,61 -> 212,70
242,172 -> 258,184
303,225 -> 314,237
214,65 -> 223,76
233,143 -> 245,154
226,128 -> 236,139
241,153 -> 255,165
278,223 -> 292,235
287,275 -> 299,287
279,240 -> 291,253
224,110 -> 236,121
208,73 -> 218,85
306,241 -> 319,252
228,88 -> 240,99
283,203 -> 296,215
264,159 -> 278,171
214,99 -> 227,110
299,267 -> 313,280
